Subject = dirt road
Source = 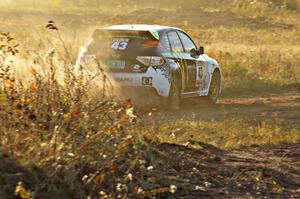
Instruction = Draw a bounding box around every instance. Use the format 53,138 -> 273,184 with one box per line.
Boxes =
136,92 -> 300,198
155,141 -> 300,198
139,92 -> 300,125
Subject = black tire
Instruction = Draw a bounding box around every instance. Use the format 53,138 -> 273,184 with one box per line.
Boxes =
207,71 -> 221,104
168,75 -> 181,110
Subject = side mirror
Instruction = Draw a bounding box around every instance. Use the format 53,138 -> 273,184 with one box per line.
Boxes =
190,48 -> 200,58
199,46 -> 204,55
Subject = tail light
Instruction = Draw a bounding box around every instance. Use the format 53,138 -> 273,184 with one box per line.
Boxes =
143,40 -> 164,50
143,40 -> 159,48
136,56 -> 165,67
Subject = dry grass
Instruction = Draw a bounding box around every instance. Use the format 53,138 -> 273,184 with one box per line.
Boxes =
157,119 -> 300,149
0,27 -> 150,198
0,1 -> 300,198
207,44 -> 300,95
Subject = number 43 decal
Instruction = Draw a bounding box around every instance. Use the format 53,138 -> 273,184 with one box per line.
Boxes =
111,38 -> 129,51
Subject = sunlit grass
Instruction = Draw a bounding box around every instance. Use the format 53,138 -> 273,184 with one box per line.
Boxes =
156,119 -> 300,149
0,1 -> 300,198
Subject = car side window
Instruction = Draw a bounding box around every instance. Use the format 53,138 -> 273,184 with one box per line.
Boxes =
167,31 -> 184,53
178,31 -> 197,53
160,34 -> 171,52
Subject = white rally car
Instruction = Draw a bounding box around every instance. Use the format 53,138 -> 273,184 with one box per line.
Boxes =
76,25 -> 222,109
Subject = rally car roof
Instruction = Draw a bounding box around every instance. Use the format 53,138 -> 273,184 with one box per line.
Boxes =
103,24 -> 182,32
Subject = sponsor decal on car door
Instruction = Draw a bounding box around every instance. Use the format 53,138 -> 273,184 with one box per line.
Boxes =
196,61 -> 208,90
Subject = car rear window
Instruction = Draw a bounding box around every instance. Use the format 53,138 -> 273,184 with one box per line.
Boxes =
87,30 -> 157,56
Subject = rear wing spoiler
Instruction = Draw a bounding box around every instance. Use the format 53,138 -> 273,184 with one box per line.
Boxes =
149,30 -> 160,40
92,29 -> 160,41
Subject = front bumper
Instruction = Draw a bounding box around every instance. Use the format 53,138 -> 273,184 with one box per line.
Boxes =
107,66 -> 171,97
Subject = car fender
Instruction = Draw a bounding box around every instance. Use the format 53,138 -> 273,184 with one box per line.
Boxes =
198,54 -> 222,95
206,57 -> 222,95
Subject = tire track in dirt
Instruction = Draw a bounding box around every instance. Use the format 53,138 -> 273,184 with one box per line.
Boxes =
138,92 -> 300,125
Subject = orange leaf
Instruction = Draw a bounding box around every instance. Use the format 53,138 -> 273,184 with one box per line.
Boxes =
72,111 -> 80,117
4,80 -> 14,92
111,163 -> 118,173
30,67 -> 37,76
30,83 -> 38,93
141,187 -> 169,196
123,99 -> 134,109
95,174 -> 105,185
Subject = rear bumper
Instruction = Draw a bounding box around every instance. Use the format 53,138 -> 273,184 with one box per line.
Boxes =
107,66 -> 171,97
115,86 -> 163,105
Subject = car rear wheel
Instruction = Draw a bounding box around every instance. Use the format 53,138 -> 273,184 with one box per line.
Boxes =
168,75 -> 181,110
207,71 -> 221,104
